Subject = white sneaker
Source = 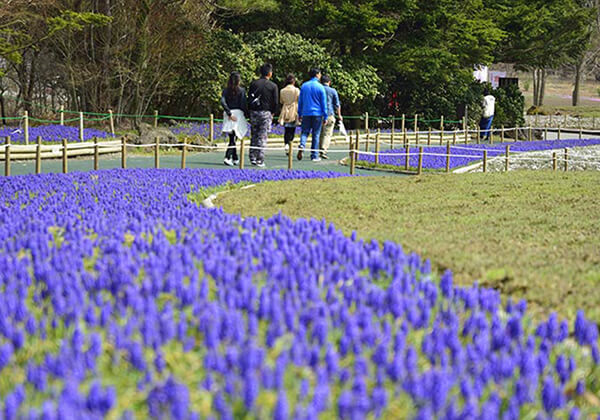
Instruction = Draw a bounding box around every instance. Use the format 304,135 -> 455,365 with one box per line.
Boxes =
224,158 -> 234,167
311,157 -> 322,162
250,160 -> 257,166
233,159 -> 240,166
256,161 -> 266,168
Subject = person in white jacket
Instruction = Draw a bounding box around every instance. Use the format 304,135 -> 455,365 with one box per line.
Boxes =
220,71 -> 248,166
480,88 -> 495,142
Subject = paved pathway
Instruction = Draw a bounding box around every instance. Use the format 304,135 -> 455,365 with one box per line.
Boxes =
0,145 -> 404,177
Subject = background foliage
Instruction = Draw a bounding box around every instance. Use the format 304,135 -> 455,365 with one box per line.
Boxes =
0,0 -> 595,122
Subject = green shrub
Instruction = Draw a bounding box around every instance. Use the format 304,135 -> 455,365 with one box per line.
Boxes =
245,30 -> 381,112
493,84 -> 525,127
165,30 -> 259,116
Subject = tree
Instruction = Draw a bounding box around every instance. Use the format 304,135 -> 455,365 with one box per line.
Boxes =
0,1 -> 109,114
570,0 -> 599,106
495,0 -> 595,107
376,0 -> 504,119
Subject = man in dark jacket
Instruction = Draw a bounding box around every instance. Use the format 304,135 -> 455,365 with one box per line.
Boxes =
247,63 -> 279,167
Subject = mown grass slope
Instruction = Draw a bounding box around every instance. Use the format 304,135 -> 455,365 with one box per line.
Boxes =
217,172 -> 600,321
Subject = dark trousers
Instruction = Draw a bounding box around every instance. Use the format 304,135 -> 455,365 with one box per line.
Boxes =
249,110 -> 272,163
479,116 -> 494,140
225,133 -> 238,161
284,127 -> 296,145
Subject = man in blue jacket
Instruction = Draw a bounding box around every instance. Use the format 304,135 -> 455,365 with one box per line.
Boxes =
297,68 -> 328,161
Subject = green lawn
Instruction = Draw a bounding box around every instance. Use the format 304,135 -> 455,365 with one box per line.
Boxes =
217,171 -> 600,322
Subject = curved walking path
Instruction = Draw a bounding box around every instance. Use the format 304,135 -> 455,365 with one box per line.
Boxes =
0,145 -> 403,177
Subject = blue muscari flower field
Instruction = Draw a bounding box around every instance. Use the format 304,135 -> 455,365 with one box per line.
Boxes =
0,167 -> 599,419
358,139 -> 600,170
0,125 -> 115,144
0,123 -> 317,143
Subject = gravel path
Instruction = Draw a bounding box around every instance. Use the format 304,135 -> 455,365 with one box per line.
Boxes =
464,145 -> 600,172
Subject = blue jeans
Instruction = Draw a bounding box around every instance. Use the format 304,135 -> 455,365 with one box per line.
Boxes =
299,116 -> 323,159
479,116 -> 494,140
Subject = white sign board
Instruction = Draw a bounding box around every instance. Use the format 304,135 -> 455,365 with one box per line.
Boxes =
489,71 -> 506,88
473,66 -> 488,83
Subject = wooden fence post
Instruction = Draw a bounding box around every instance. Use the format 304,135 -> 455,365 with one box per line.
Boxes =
349,135 -> 355,175
181,137 -> 187,169
62,138 -> 68,174
365,129 -> 370,152
209,114 -> 214,143
544,124 -> 547,141
417,146 -> 423,175
535,113 -> 539,128
557,125 -> 561,140
155,137 -> 160,169
579,126 -> 582,140
365,112 -> 369,134
154,110 -> 159,128
439,116 -> 444,145
36,136 -> 42,174
549,114 -> 553,127
109,110 -> 115,136
464,117 -> 468,144
505,145 -> 510,172
288,139 -> 293,170
375,129 -> 380,164
240,139 -> 243,169
483,150 -> 488,173
60,105 -> 64,126
553,152 -> 557,171
427,127 -> 432,145
94,137 -> 99,171
414,114 -> 419,144
401,114 -> 405,144
353,134 -> 359,174
121,137 -> 127,169
564,148 -> 568,171
446,142 -> 451,173
453,130 -> 457,145
528,126 -> 533,141
476,125 -> 480,144
79,112 -> 84,142
404,145 -> 410,170
4,136 -> 10,176
390,118 -> 395,149
24,111 -> 29,145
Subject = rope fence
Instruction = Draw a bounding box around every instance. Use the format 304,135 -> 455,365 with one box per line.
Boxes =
1,124 -> 600,176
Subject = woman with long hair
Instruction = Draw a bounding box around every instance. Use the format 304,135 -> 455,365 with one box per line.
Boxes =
279,74 -> 300,155
220,71 -> 248,166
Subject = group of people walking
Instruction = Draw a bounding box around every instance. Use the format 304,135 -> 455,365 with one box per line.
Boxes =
220,64 -> 341,167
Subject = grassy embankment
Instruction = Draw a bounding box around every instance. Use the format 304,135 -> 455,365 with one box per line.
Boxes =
217,171 -> 600,322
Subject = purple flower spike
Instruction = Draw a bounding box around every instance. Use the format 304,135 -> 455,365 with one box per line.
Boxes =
274,390 -> 288,420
